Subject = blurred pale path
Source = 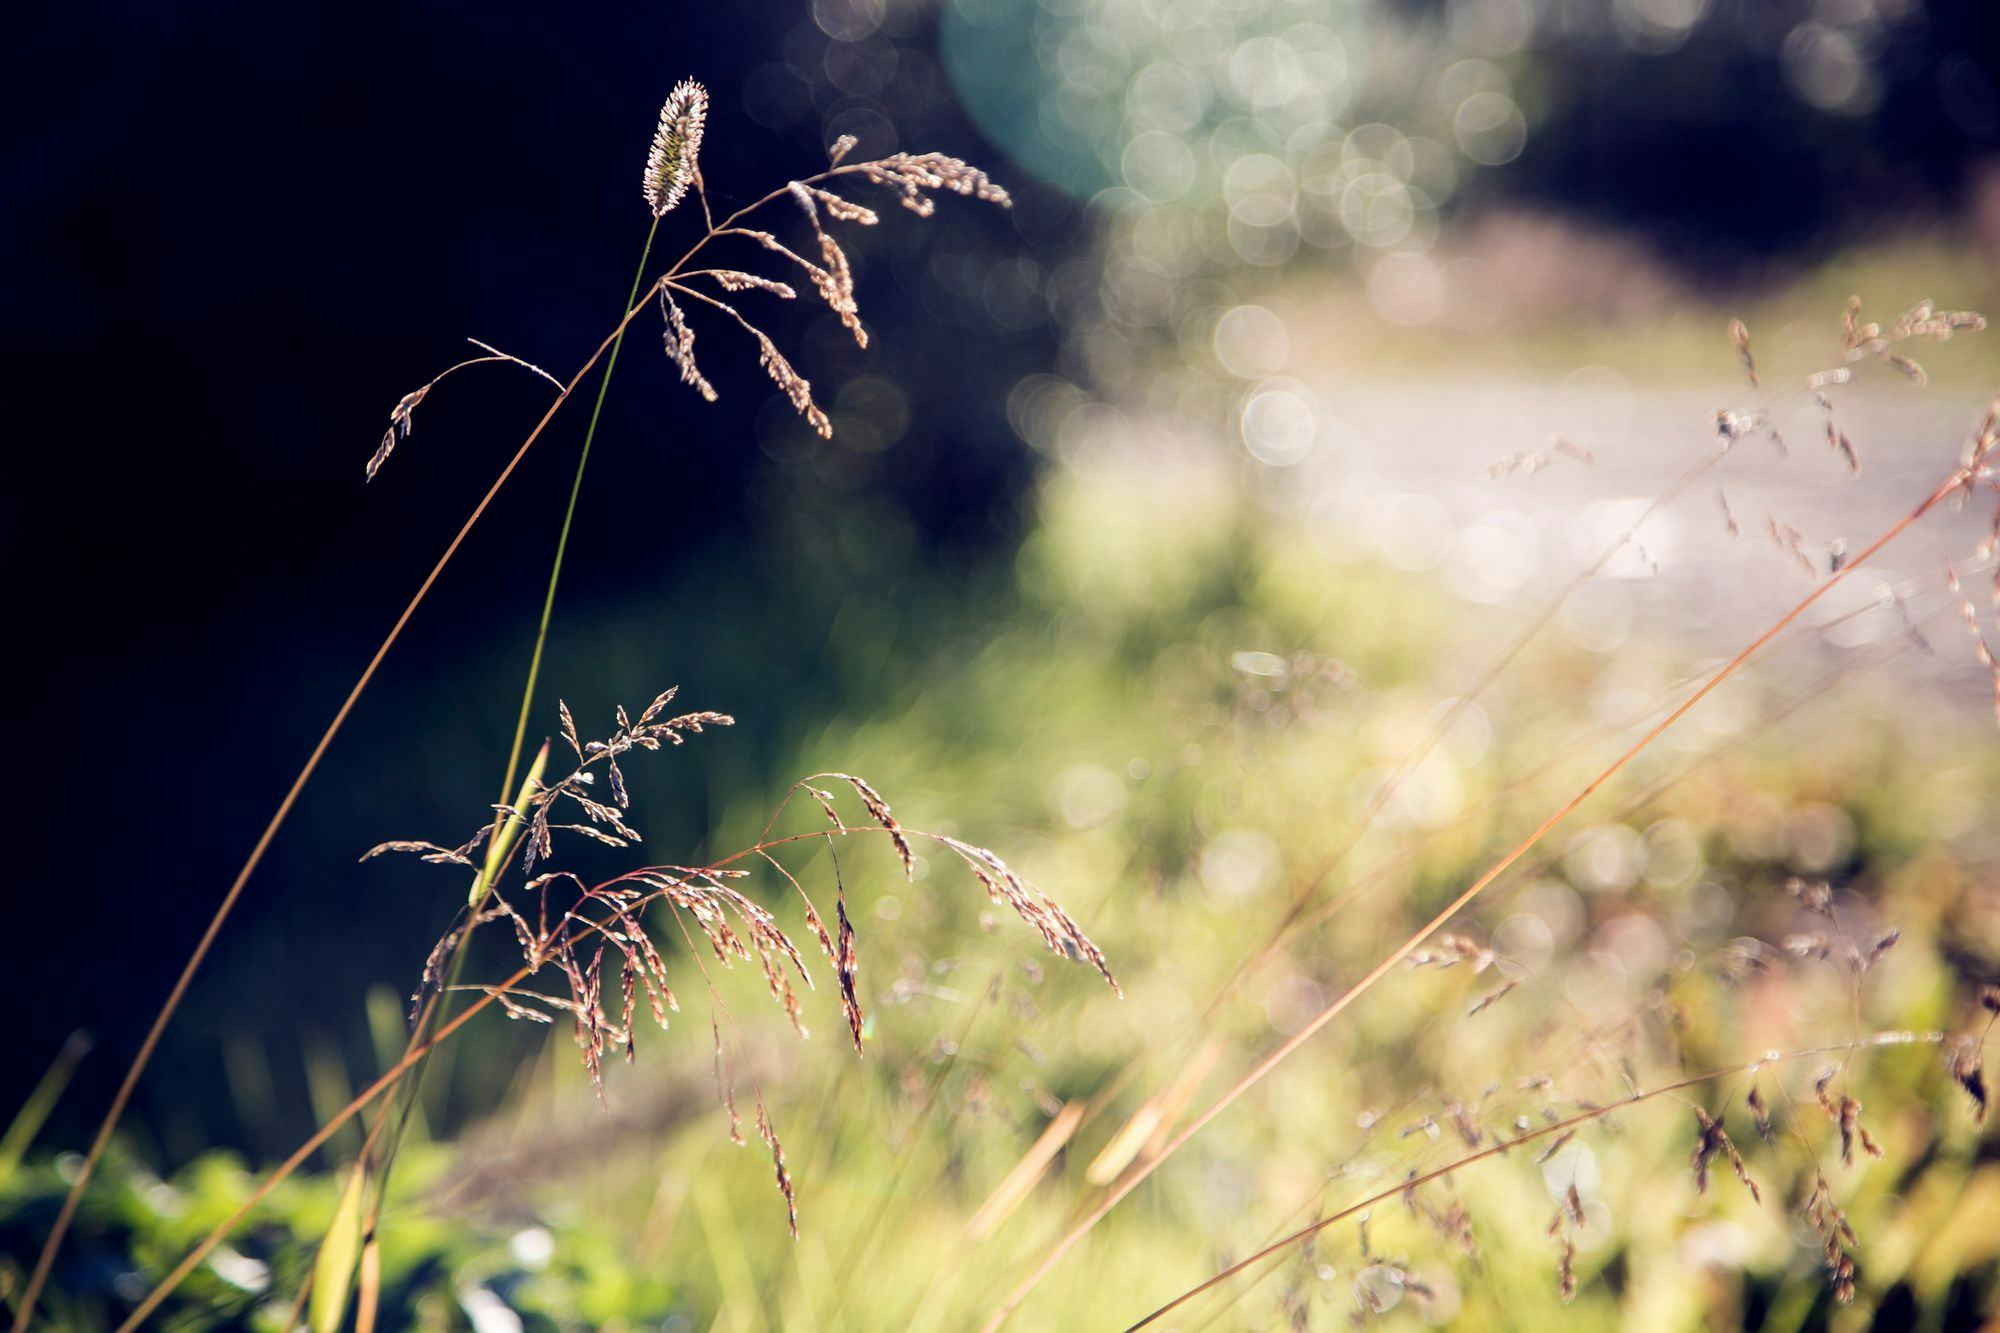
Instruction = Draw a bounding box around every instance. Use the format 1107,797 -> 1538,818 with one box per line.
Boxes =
1286,383 -> 1998,703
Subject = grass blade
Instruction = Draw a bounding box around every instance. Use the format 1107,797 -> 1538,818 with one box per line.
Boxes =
308,1158 -> 366,1333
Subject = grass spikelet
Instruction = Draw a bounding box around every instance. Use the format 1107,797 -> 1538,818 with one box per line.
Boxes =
1767,518 -> 1818,579
1835,1095 -> 1883,1164
1690,1106 -> 1723,1194
787,182 -> 866,348
834,773 -> 913,879
705,270 -> 796,298
755,1095 -> 798,1238
643,78 -> 707,218
1728,317 -> 1757,387
366,340 -> 561,481
1467,979 -> 1517,1016
1533,1129 -> 1576,1164
1805,1170 -> 1859,1304
660,288 -> 719,401
1745,1084 -> 1775,1142
1943,560 -> 2000,727
810,186 -> 878,226
750,324 -> 831,438
712,1017 -> 742,1146
1821,395 -> 1861,476
858,152 -> 1012,215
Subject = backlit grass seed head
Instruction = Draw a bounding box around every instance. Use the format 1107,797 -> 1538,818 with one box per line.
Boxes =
858,152 -> 1012,216
643,79 -> 707,218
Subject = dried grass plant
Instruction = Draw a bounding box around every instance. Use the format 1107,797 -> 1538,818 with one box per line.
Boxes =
12,77 -> 1079,1333
109,690 -> 1114,1330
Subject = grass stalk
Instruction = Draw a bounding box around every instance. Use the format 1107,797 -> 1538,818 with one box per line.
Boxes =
494,215 -> 662,826
0,1034 -> 91,1188
1051,451 -> 1725,1181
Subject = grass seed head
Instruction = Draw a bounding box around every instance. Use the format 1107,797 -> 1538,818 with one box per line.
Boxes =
643,79 -> 707,218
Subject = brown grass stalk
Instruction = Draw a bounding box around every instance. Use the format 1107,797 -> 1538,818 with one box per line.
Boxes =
1200,452 -> 1722,1020
956,563 -> 1946,1287
1046,513 -> 1951,1212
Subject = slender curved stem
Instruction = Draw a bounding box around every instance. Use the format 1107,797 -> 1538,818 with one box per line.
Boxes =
1008,451 -> 1726,1173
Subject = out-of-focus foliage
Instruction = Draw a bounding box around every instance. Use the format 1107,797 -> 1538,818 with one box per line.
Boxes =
10,401 -> 1996,1325
0,1140 -> 678,1331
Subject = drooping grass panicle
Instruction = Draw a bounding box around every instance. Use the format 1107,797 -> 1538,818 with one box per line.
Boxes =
366,339 -> 563,481
658,287 -> 717,403
362,691 -> 1112,1233
858,151 -> 1013,216
787,181 -> 866,348
666,279 -> 834,437
633,134 -> 1011,439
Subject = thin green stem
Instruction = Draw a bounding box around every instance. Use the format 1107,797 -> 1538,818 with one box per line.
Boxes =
497,214 -> 662,813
